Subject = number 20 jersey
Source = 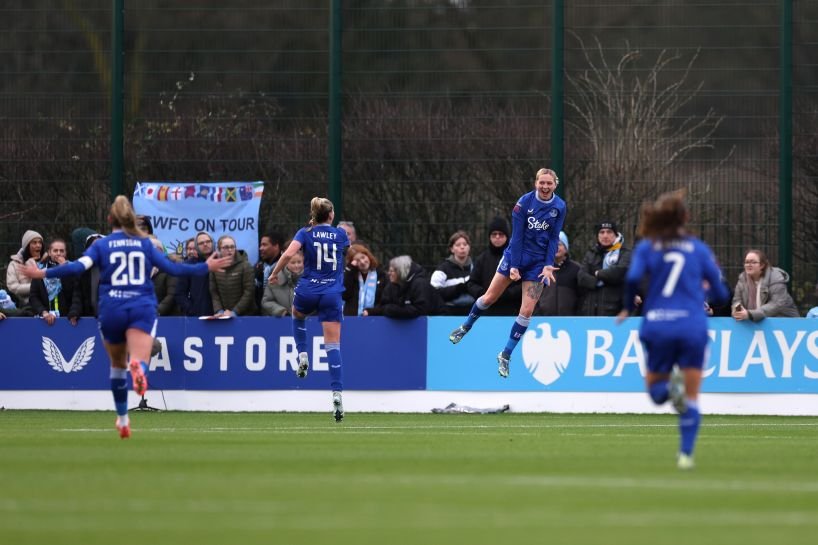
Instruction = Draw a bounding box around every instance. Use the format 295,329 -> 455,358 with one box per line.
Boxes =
83,231 -> 207,311
293,225 -> 350,295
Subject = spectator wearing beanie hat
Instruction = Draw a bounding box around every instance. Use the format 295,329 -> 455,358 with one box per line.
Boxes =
467,216 -> 522,315
577,219 -> 632,316
536,231 -> 581,316
6,229 -> 45,307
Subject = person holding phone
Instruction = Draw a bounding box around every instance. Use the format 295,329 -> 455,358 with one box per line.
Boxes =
732,249 -> 799,321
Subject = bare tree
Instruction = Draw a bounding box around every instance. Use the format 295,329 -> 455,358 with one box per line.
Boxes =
564,36 -> 727,246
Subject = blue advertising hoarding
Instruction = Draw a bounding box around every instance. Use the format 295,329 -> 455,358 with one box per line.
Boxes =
1,317 -> 427,391
427,317 -> 818,393
4,316 -> 818,394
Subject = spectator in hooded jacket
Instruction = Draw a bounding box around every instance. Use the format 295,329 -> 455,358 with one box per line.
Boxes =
363,255 -> 442,318
150,236 -> 178,316
29,238 -> 82,325
208,235 -> 256,317
732,249 -> 799,321
537,231 -> 580,316
430,230 -> 474,315
6,229 -> 45,307
467,217 -> 522,316
76,233 -> 104,317
175,231 -> 215,316
577,220 -> 632,316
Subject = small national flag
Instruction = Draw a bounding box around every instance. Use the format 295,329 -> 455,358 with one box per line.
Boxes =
145,186 -> 157,200
170,187 -> 183,200
240,185 -> 254,201
209,187 -> 223,202
157,186 -> 170,201
198,186 -> 210,199
225,188 -> 237,202
185,185 -> 196,198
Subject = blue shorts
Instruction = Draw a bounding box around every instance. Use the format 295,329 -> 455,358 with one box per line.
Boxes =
640,331 -> 709,375
293,292 -> 344,322
497,250 -> 547,282
98,304 -> 158,344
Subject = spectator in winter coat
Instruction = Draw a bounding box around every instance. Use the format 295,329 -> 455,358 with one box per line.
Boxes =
466,217 -> 522,316
76,233 -> 104,317
577,220 -> 632,316
537,231 -> 580,316
261,251 -> 303,317
342,245 -> 387,316
430,230 -> 474,315
254,232 -> 284,309
208,235 -> 256,317
363,255 -> 442,318
28,238 -> 82,325
732,249 -> 799,321
150,236 -> 178,316
6,229 -> 45,307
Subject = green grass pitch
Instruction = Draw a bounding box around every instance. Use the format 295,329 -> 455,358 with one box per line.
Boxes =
1,411 -> 816,545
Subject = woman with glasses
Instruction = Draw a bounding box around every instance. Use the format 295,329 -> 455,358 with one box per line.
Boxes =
732,249 -> 799,321
269,197 -> 350,422
208,235 -> 257,317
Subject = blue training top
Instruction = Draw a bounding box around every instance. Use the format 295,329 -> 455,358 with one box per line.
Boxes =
45,231 -> 208,311
623,236 -> 729,336
507,190 -> 567,270
293,224 -> 350,295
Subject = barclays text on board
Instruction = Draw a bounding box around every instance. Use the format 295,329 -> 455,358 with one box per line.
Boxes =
427,317 -> 818,393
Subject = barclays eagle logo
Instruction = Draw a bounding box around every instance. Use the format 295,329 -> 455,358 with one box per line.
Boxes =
521,323 -> 571,385
42,336 -> 95,373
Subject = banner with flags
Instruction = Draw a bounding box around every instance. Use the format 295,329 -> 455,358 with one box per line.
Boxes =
133,181 -> 265,263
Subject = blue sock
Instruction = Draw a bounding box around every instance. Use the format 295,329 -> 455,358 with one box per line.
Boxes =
679,401 -> 701,456
648,381 -> 669,404
110,367 -> 128,417
326,342 -> 343,391
293,318 -> 307,354
463,296 -> 490,330
503,315 -> 530,357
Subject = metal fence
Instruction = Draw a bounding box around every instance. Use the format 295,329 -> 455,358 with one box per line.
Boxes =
1,1 -> 817,309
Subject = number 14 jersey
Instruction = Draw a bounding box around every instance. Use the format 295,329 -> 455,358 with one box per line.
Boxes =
293,225 -> 350,295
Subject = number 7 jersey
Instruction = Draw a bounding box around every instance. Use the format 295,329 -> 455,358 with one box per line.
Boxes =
624,236 -> 728,332
293,225 -> 350,295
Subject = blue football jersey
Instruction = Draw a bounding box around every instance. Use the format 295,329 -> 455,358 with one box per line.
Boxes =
624,236 -> 728,335
507,190 -> 566,269
46,231 -> 208,311
293,225 -> 349,295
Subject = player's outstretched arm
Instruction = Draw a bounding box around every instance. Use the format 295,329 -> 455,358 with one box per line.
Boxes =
20,258 -> 89,280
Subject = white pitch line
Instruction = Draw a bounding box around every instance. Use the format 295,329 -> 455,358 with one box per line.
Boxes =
52,420 -> 818,434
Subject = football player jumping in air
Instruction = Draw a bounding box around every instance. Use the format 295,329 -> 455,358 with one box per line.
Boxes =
449,168 -> 566,378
